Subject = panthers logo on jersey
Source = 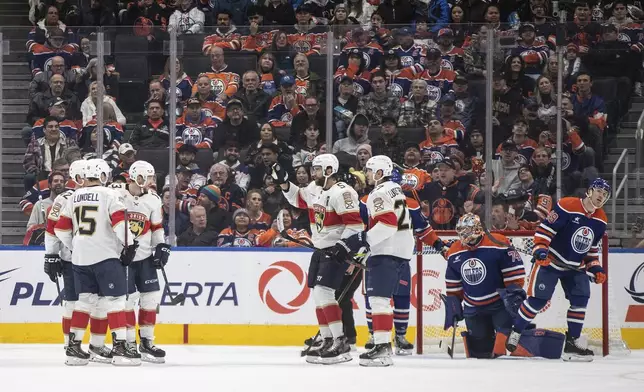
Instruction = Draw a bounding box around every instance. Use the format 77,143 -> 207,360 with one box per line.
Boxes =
313,204 -> 326,233
128,212 -> 148,238
182,127 -> 203,145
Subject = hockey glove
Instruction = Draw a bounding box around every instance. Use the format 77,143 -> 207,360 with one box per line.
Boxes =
440,294 -> 464,330
533,247 -> 550,266
585,260 -> 607,284
275,210 -> 286,233
270,163 -> 288,185
433,238 -> 453,260
497,285 -> 527,319
153,243 -> 171,269
44,254 -> 62,282
120,241 -> 139,266
331,231 -> 369,262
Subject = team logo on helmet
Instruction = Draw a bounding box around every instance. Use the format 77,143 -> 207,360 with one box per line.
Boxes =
461,258 -> 487,285
182,127 -> 203,145
313,204 -> 326,233
571,226 -> 594,254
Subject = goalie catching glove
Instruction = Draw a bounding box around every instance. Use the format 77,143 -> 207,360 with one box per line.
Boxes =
120,240 -> 139,266
153,243 -> 171,269
44,254 -> 62,282
585,260 -> 606,284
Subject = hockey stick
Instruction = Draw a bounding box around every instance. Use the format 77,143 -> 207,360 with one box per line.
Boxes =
447,317 -> 458,359
300,266 -> 363,357
54,276 -> 63,307
160,266 -> 186,306
280,230 -> 368,271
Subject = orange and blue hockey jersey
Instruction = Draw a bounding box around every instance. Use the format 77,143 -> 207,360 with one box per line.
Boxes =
175,111 -> 216,150
267,94 -> 305,127
534,197 -> 607,271
419,67 -> 456,104
372,65 -> 423,98
216,228 -> 270,247
340,42 -> 385,71
28,43 -> 78,76
508,38 -> 550,77
438,45 -> 465,73
31,118 -> 78,140
191,66 -> 240,98
392,44 -> 427,68
445,233 -> 526,314
20,179 -> 77,215
249,211 -> 272,231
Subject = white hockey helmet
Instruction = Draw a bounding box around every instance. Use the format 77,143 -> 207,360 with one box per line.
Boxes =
365,155 -> 393,181
85,158 -> 111,185
129,160 -> 156,187
312,153 -> 339,176
69,159 -> 87,186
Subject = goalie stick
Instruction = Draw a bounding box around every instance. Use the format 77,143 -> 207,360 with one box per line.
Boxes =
300,266 -> 363,357
280,230 -> 368,271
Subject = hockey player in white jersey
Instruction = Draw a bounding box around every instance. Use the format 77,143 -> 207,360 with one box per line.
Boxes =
335,155 -> 414,366
113,160 -> 169,363
272,154 -> 364,364
44,160 -> 113,363
54,158 -> 140,366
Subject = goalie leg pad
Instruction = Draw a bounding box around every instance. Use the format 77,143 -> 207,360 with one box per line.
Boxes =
463,314 -> 495,358
139,290 -> 161,339
461,330 -> 495,359
313,285 -> 343,338
370,296 -> 393,345
513,329 -> 565,359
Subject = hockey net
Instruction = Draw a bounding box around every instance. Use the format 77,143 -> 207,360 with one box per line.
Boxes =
414,231 -> 630,357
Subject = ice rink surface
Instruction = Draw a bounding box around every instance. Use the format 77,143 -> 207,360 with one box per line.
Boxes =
0,345 -> 643,392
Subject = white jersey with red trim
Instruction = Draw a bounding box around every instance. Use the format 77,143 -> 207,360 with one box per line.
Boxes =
44,190 -> 74,262
54,185 -> 130,266
364,181 -> 414,260
114,186 -> 165,261
283,180 -> 364,249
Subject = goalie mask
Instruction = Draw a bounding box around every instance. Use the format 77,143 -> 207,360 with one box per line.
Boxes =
455,213 -> 484,247
365,155 -> 393,185
129,160 -> 156,188
586,178 -> 611,209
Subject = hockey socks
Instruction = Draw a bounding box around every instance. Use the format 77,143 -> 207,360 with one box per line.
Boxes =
139,309 -> 157,340
370,297 -> 393,345
89,317 -> 109,347
566,295 -> 589,339
393,295 -> 410,336
314,286 -> 344,338
514,297 -> 548,332
125,310 -> 137,342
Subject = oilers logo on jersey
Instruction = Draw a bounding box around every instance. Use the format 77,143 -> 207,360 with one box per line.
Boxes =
362,52 -> 372,69
440,58 -> 453,71
210,79 -> 225,95
426,85 -> 442,103
400,56 -> 414,67
571,227 -> 594,254
128,211 -> 148,238
618,32 -> 630,42
431,198 -> 455,226
389,83 -> 404,97
182,127 -> 204,145
561,151 -> 571,171
401,173 -> 419,189
293,40 -> 312,53
280,112 -> 293,123
313,204 -> 325,232
461,258 -> 487,285
455,99 -> 466,113
295,85 -> 307,95
353,82 -> 364,96
233,237 -> 254,247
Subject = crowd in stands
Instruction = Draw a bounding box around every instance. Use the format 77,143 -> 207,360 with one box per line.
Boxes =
20,0 -> 644,246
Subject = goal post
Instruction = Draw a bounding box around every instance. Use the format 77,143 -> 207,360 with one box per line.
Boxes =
414,231 -> 628,357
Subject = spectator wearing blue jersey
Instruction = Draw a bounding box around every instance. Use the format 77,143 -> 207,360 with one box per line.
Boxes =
426,0 -> 450,33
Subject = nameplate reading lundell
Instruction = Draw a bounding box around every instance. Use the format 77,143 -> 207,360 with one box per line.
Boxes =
74,193 -> 100,202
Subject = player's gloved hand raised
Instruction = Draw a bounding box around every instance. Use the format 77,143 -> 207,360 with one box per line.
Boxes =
44,254 -> 62,282
586,260 -> 607,284
270,163 -> 288,185
533,247 -> 549,266
433,238 -> 453,260
153,243 -> 171,269
120,240 -> 139,266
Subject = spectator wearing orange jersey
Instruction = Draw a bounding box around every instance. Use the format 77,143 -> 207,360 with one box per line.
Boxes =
192,75 -> 226,124
246,189 -> 273,231
201,10 -> 242,53
292,53 -> 324,102
438,97 -> 466,142
400,143 -> 432,193
286,4 -> 326,56
192,47 -> 241,102
217,209 -> 268,247
419,116 -> 459,166
257,209 -> 312,247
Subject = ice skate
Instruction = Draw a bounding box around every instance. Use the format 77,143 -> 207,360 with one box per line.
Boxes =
111,332 -> 141,366
505,329 -> 521,353
139,335 -> 166,364
359,343 -> 394,367
319,336 -> 352,365
347,336 -> 357,352
305,337 -> 333,364
562,332 -> 594,362
365,334 -> 374,350
65,333 -> 89,366
89,344 -> 113,364
304,334 -> 322,347
394,334 -> 413,356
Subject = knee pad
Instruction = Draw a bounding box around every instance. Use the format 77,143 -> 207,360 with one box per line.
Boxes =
139,291 -> 161,311
125,291 -> 140,311
91,296 -> 110,319
369,296 -> 392,314
313,285 -> 336,307
103,295 -> 126,313
75,293 -> 99,314
64,300 -> 75,318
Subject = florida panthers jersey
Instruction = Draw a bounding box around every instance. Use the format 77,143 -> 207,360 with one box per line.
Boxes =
445,234 -> 526,314
534,197 -> 607,271
45,190 -> 74,262
363,181 -> 414,260
114,185 -> 164,261
284,181 -> 363,249
54,186 -> 131,266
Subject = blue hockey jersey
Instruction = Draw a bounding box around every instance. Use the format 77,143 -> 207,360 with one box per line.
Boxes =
445,233 -> 526,314
534,197 -> 607,270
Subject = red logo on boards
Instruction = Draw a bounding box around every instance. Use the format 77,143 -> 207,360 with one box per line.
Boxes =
258,261 -> 310,314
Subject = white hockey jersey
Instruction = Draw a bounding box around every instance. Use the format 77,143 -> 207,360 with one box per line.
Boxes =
113,185 -> 165,261
283,181 -> 363,249
365,181 -> 414,260
54,185 -> 131,266
45,190 -> 74,262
